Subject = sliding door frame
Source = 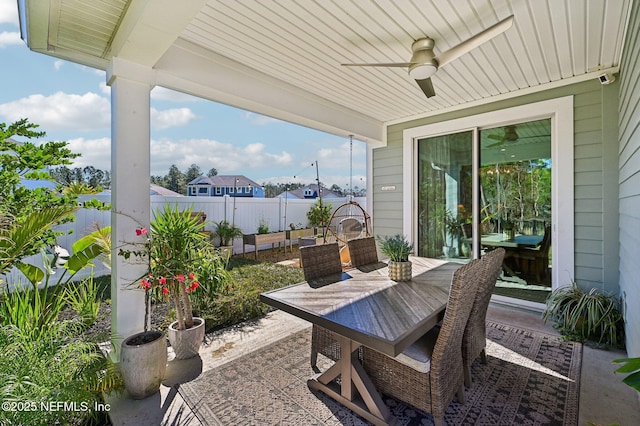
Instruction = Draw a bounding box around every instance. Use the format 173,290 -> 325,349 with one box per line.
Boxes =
402,96 -> 574,298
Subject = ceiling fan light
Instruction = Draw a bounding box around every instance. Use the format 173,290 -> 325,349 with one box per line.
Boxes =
409,64 -> 437,80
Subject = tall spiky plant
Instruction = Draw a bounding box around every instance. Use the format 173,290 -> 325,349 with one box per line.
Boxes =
150,205 -> 208,330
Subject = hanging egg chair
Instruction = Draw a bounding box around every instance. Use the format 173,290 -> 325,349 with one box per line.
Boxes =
324,199 -> 372,265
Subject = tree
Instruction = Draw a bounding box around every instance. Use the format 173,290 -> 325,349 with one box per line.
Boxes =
207,167 -> 218,177
0,119 -> 82,258
184,163 -> 202,184
329,184 -> 345,196
50,165 -> 111,189
165,164 -> 186,194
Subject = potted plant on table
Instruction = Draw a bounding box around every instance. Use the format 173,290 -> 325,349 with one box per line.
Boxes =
376,234 -> 414,281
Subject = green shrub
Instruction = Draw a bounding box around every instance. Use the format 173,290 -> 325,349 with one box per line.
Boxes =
201,261 -> 304,330
65,274 -> 102,326
190,248 -> 231,320
0,284 -> 66,340
0,325 -> 122,426
542,281 -> 624,348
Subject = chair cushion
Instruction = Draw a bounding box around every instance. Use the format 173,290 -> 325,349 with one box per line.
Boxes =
393,327 -> 439,373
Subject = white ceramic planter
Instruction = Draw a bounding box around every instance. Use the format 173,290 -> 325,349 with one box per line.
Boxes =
120,330 -> 167,399
167,317 -> 205,360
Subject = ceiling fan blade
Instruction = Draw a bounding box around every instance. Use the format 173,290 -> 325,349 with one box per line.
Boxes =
415,77 -> 436,98
341,62 -> 413,68
436,15 -> 514,68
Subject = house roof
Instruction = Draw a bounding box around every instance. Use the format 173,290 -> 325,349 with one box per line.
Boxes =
187,175 -> 262,188
278,184 -> 341,199
150,184 -> 183,196
19,0 -> 632,146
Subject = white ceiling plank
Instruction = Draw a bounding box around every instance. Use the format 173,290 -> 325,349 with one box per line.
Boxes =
529,2 -> 562,81
548,0 -> 575,78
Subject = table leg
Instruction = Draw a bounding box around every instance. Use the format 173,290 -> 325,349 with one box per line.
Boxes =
307,335 -> 395,426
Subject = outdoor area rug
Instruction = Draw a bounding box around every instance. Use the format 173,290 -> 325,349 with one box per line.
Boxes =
178,322 -> 581,425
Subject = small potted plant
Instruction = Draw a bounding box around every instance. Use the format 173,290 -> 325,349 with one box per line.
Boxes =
306,199 -> 332,234
214,220 -> 243,258
376,234 -> 414,281
442,208 -> 462,258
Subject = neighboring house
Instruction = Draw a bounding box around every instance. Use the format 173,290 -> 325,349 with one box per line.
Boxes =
98,184 -> 181,197
187,175 -> 265,198
150,184 -> 182,197
276,184 -> 341,199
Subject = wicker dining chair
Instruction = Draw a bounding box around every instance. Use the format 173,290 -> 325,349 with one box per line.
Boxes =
361,259 -> 483,426
299,243 -> 344,369
462,248 -> 505,387
347,236 -> 378,268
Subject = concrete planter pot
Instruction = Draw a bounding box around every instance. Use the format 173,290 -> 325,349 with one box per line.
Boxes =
120,330 -> 167,399
388,260 -> 412,281
167,317 -> 205,360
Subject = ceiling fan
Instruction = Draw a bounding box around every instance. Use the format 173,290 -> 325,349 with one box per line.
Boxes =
487,125 -> 519,147
341,15 -> 514,98
486,125 -> 552,148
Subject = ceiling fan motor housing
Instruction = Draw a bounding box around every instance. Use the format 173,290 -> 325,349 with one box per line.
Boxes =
408,38 -> 439,79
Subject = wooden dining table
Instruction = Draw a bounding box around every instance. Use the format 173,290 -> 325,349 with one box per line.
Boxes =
260,257 -> 463,426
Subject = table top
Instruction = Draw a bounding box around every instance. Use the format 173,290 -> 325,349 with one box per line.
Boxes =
480,233 -> 543,248
260,257 -> 462,357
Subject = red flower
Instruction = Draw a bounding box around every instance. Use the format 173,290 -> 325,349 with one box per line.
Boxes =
135,227 -> 148,236
159,277 -> 167,285
162,287 -> 169,294
140,279 -> 152,290
177,274 -> 185,283
188,273 -> 195,280
190,281 -> 199,291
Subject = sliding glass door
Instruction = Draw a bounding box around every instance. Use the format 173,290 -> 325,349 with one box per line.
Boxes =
416,118 -> 553,298
416,131 -> 473,259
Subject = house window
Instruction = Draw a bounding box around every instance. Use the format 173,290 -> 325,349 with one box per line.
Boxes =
198,187 -> 208,195
215,187 -> 222,195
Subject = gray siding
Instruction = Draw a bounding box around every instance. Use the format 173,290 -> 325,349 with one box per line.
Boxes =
618,0 -> 640,356
374,79 -> 620,296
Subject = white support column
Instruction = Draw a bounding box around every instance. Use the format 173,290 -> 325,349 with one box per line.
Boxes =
107,58 -> 154,361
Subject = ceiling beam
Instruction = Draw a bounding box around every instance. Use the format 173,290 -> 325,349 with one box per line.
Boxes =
154,39 -> 385,146
108,0 -> 208,67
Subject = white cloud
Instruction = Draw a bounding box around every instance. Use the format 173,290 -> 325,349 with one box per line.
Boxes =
151,87 -> 202,102
150,107 -> 197,129
0,91 -> 110,131
53,60 -> 64,71
302,140 -> 366,171
244,111 -> 281,125
99,82 -> 110,95
0,31 -> 21,47
147,137 -> 293,176
64,137 -> 111,170
0,0 -> 18,26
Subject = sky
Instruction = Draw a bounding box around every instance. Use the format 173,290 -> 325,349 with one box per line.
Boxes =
0,0 -> 366,190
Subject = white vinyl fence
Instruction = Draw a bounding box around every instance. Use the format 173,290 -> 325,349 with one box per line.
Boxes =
2,195 -> 366,288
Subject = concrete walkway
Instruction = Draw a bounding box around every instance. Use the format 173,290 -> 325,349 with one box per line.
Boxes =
108,304 -> 640,425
